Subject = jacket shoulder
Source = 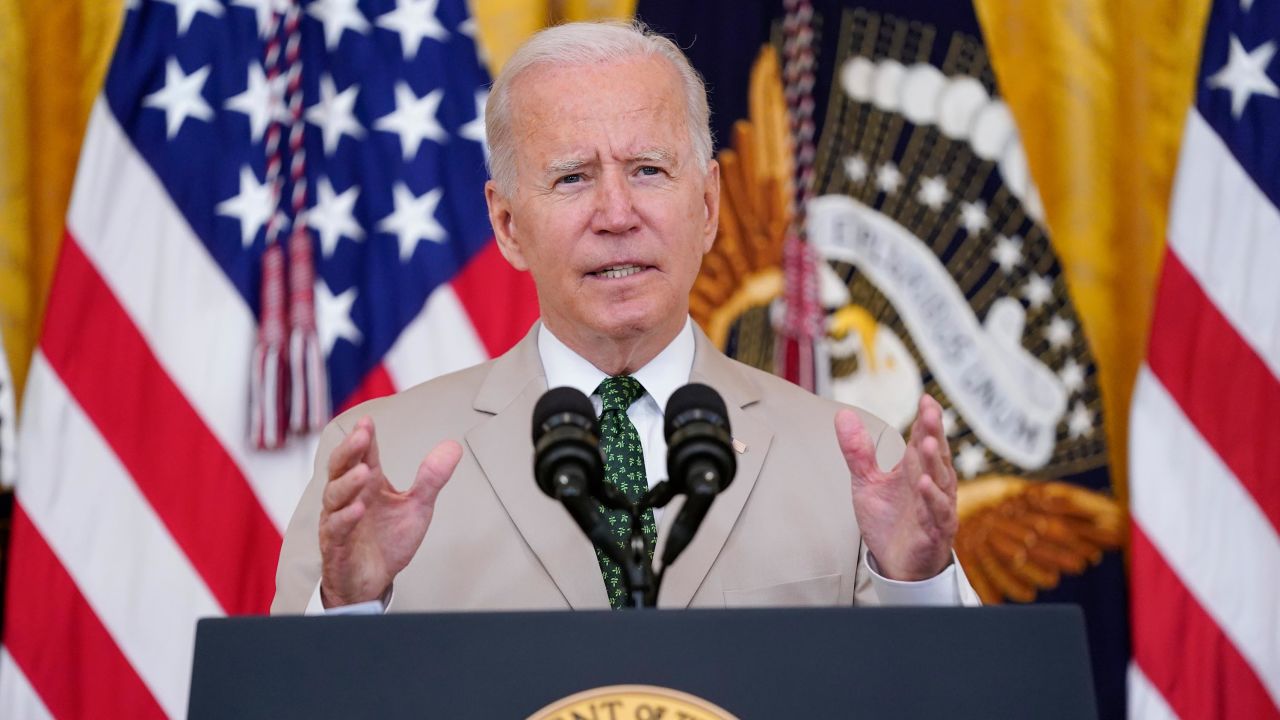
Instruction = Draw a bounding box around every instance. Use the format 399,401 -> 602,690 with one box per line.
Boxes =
329,359 -> 498,432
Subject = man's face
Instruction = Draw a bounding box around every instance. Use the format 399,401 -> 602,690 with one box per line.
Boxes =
486,55 -> 720,352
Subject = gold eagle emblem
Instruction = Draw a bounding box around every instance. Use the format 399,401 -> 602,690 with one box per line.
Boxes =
956,477 -> 1124,604
690,46 -> 788,349
693,46 -> 1126,605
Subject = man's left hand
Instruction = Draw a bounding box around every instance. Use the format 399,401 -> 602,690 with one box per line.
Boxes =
835,394 -> 957,581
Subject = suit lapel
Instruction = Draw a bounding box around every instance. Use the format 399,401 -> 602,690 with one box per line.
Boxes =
655,327 -> 774,608
464,325 -> 610,610
464,323 -> 777,609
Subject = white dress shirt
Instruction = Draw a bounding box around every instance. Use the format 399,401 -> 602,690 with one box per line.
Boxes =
537,317 -> 696,528
310,317 -> 958,613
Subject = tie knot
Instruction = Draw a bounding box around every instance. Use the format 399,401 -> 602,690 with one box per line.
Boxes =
595,375 -> 645,413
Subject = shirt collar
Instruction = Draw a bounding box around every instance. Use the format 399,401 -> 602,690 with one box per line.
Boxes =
538,317 -> 694,414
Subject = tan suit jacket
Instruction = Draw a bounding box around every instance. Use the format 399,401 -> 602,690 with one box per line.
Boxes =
273,324 -> 977,612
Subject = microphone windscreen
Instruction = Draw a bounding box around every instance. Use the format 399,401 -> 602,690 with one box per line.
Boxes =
664,383 -> 729,441
532,386 -> 597,443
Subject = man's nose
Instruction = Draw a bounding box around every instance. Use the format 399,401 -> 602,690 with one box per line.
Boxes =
591,169 -> 639,235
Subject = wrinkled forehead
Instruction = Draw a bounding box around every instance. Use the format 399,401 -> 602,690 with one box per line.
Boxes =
506,56 -> 692,163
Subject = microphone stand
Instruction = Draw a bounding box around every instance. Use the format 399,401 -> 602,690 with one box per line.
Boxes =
623,512 -> 656,609
594,476 -> 719,608
618,481 -> 685,608
597,485 -> 659,608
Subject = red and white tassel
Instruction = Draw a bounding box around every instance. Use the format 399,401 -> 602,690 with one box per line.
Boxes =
288,226 -> 328,433
250,4 -> 290,449
776,0 -> 825,393
279,1 -> 328,433
251,0 -> 331,447
251,243 -> 290,449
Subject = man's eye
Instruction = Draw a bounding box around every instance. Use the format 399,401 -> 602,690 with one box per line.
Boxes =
637,166 -> 661,176
557,173 -> 583,185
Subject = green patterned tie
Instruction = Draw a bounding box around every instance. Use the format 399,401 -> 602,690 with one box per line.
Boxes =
594,376 -> 658,609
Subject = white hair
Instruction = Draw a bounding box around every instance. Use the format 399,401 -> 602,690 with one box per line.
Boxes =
484,20 -> 713,195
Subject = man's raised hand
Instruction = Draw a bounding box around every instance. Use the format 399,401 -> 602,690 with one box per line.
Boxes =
835,394 -> 958,581
319,416 -> 462,607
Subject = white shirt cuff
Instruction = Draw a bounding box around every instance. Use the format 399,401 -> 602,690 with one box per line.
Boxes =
865,551 -> 963,606
304,583 -> 391,615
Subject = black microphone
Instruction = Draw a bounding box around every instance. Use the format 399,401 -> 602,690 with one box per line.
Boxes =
531,387 -> 624,564
662,383 -> 737,567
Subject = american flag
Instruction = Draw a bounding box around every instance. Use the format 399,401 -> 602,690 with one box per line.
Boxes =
0,0 -> 536,716
1128,0 -> 1280,717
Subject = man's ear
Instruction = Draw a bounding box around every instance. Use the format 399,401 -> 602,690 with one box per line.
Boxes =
485,180 -> 528,271
700,159 -> 721,254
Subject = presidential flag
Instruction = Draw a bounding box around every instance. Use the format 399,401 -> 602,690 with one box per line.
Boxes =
637,2 -> 1131,717
1128,0 -> 1280,717
0,0 -> 535,716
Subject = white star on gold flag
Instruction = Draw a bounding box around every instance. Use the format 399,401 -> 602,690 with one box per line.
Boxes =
1044,315 -> 1075,350
917,175 -> 951,211
960,200 -> 989,235
1021,273 -> 1054,310
990,235 -> 1024,274
955,442 -> 988,478
1067,401 -> 1095,439
1058,358 -> 1085,395
875,162 -> 902,194
843,155 -> 868,183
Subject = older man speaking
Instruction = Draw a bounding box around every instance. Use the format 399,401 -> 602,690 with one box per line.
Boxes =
272,21 -> 978,614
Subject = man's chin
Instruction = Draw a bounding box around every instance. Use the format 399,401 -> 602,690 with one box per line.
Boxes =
583,308 -> 674,343
589,317 -> 657,342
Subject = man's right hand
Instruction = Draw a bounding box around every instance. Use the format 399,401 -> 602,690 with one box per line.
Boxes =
319,416 -> 463,608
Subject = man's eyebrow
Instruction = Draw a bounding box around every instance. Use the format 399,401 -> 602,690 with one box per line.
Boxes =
543,150 -> 674,175
545,158 -> 587,175
632,149 -> 675,164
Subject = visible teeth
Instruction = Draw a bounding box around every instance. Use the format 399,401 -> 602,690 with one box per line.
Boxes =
598,265 -> 642,279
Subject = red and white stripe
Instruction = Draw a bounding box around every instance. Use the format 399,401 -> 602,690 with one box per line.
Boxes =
1129,110 -> 1280,719
0,99 -> 536,718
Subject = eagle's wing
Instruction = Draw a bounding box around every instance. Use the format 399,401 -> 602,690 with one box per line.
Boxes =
955,477 -> 1125,604
691,45 -> 791,348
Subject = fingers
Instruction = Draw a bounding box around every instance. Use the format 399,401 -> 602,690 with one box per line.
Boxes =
327,416 -> 381,481
908,395 -> 940,445
909,395 -> 956,490
409,440 -> 463,510
906,398 -> 957,526
917,472 -> 956,533
321,498 -> 366,548
919,436 -> 955,498
914,395 -> 954,468
905,444 -> 956,537
322,462 -> 372,514
835,408 -> 881,482
907,450 -> 957,556
320,461 -> 376,555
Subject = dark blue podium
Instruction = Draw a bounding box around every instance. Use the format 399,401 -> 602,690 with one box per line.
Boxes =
188,606 -> 1096,718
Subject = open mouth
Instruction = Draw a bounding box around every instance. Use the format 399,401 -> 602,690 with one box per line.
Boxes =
589,264 -> 649,279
